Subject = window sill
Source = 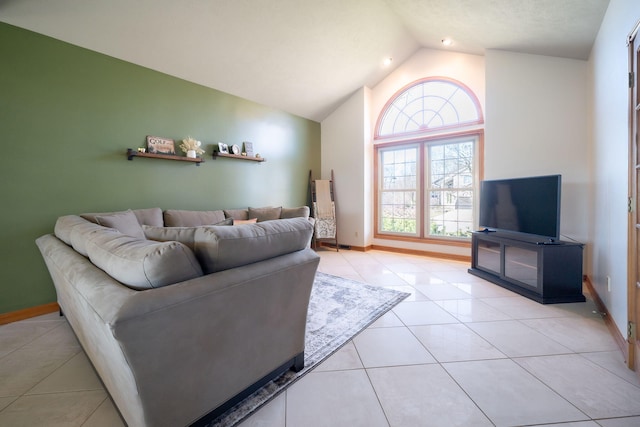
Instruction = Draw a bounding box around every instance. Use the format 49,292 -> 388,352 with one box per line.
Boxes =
373,233 -> 471,248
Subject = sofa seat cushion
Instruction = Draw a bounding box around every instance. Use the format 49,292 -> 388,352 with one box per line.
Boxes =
163,209 -> 226,227
194,217 -> 313,274
85,228 -> 203,290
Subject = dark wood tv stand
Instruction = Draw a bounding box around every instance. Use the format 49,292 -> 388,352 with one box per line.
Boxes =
468,231 -> 585,304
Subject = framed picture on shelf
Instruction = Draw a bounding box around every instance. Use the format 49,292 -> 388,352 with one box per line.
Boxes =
243,141 -> 254,157
146,136 -> 175,154
218,142 -> 229,154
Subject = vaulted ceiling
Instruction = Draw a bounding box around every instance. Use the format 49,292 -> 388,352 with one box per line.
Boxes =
0,0 -> 610,122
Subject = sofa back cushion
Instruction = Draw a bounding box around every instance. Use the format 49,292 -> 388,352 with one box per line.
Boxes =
143,219 -> 233,250
222,208 -> 249,221
54,215 -> 91,245
280,206 -> 310,219
248,206 -> 282,222
70,221 -> 110,257
85,228 -> 203,290
193,217 -> 313,274
163,209 -> 226,227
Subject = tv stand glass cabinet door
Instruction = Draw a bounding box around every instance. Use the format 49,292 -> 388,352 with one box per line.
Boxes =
476,239 -> 501,273
475,238 -> 540,292
469,232 -> 584,304
503,244 -> 539,290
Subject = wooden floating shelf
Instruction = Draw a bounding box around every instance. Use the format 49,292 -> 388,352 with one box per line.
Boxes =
212,152 -> 266,162
127,149 -> 204,166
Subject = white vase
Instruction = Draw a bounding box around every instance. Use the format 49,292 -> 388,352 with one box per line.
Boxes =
186,150 -> 197,158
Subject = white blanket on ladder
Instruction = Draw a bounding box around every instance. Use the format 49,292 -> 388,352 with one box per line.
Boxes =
313,201 -> 336,239
313,179 -> 336,239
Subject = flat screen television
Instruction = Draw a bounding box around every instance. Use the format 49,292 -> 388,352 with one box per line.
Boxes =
479,174 -> 561,241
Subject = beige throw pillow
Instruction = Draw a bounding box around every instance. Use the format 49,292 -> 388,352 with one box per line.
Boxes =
233,218 -> 257,225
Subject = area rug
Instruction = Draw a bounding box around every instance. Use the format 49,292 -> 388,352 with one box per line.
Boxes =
206,271 -> 410,426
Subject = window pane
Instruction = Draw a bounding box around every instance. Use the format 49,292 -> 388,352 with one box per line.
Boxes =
426,140 -> 476,238
379,146 -> 419,235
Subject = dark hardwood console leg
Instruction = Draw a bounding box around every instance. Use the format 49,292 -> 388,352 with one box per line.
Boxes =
292,352 -> 304,372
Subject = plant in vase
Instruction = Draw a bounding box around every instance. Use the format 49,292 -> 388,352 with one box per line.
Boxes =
180,137 -> 205,158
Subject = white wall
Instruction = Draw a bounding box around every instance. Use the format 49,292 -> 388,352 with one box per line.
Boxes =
588,0 -> 639,336
321,87 -> 371,247
485,50 -> 590,249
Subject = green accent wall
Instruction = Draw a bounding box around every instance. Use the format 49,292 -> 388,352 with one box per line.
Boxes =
0,22 -> 321,314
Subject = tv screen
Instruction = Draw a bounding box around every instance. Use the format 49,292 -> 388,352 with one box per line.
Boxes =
479,175 -> 561,241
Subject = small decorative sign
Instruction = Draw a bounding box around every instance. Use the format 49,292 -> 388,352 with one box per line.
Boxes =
243,141 -> 254,157
146,136 -> 175,154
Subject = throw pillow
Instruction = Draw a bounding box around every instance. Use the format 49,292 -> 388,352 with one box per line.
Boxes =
248,206 -> 282,222
94,209 -> 146,239
233,218 -> 258,225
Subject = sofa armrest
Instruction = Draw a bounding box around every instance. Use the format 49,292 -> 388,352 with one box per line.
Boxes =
111,248 -> 319,427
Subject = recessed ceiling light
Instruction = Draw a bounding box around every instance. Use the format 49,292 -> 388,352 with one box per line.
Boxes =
441,38 -> 453,47
383,57 -> 393,66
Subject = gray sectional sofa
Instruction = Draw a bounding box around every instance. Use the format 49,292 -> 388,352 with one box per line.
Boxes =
35,206 -> 320,427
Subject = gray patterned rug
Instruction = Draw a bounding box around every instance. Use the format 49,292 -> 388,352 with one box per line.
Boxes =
207,271 -> 409,426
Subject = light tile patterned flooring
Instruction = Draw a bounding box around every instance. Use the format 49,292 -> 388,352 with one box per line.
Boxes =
2,249 -> 640,426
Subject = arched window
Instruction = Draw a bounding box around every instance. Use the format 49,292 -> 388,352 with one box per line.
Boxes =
376,77 -> 483,139
374,77 -> 484,242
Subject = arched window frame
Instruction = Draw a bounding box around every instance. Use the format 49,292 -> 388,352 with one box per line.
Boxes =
374,76 -> 484,141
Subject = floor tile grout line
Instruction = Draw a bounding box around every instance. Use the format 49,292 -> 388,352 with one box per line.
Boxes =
0,320 -> 66,362
508,356 -> 595,422
79,395 -> 111,427
21,345 -> 84,399
577,351 -> 640,390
